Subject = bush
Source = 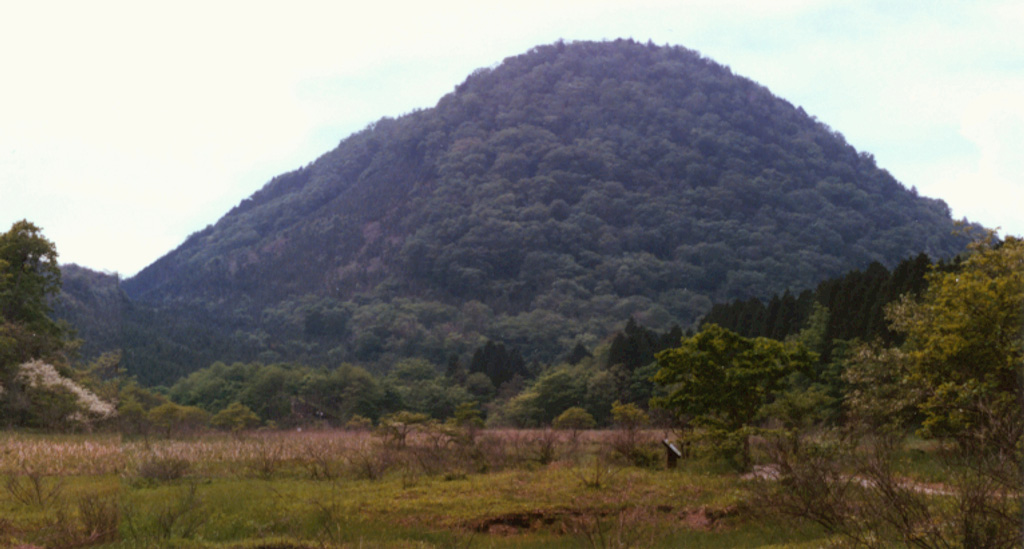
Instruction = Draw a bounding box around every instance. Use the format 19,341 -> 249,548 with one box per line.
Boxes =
553,406 -> 596,432
345,414 -> 373,431
75,491 -> 120,544
148,402 -> 210,437
610,401 -> 649,464
210,401 -> 261,432
137,456 -> 190,482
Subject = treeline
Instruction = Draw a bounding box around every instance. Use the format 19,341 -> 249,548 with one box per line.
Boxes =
121,251 -> 947,433
154,319 -> 684,431
700,252 -> 944,360
60,250 -> 962,434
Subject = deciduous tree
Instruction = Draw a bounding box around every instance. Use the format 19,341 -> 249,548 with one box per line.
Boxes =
765,233 -> 1023,548
0,221 -> 64,367
652,324 -> 816,467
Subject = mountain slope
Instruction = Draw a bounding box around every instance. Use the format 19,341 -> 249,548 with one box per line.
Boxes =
117,39 -> 969,382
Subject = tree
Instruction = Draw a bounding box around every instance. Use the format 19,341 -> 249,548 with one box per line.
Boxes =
444,353 -> 467,384
532,368 -> 583,424
888,235 -> 1022,445
210,401 -> 262,432
553,406 -> 596,442
764,234 -> 1023,548
449,401 -> 485,442
377,411 -> 432,448
609,400 -> 650,465
450,400 -> 484,429
0,221 -> 61,328
652,324 -> 816,467
610,400 -> 649,431
148,402 -> 210,437
606,318 -> 657,371
883,234 -> 1023,546
565,342 -> 592,365
0,221 -> 64,368
241,364 -> 300,421
469,341 -> 528,388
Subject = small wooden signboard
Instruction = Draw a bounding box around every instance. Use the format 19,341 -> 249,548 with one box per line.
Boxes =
663,439 -> 682,469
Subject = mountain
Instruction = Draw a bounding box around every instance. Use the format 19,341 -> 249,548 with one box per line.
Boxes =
53,265 -> 125,359
101,39 -> 969,384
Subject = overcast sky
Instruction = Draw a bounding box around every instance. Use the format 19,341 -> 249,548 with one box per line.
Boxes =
2,1 -> 1022,276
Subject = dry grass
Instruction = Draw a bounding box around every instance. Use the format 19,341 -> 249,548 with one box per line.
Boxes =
1,428 -> 673,480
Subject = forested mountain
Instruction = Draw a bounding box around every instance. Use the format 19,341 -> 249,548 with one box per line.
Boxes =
82,39 -> 970,384
52,265 -> 124,359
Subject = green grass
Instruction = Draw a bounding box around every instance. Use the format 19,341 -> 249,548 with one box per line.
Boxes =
0,429 -> 838,548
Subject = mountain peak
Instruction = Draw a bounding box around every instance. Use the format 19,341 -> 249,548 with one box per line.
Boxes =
118,39 -> 968,382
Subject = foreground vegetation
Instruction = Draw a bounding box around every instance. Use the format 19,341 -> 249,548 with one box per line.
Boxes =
1,427 -> 838,548
3,223 -> 1021,547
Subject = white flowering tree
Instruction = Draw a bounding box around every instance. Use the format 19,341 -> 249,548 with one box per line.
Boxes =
0,221 -> 118,430
5,360 -> 116,429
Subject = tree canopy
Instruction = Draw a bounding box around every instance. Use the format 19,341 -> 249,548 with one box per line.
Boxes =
0,220 -> 64,367
653,324 -> 816,431
888,234 -> 1023,449
652,324 -> 818,465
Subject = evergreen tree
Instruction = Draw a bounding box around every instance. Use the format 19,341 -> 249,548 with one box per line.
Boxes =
469,341 -> 527,387
444,353 -> 466,384
565,342 -> 592,365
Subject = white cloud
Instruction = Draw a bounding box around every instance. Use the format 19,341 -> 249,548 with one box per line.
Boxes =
933,83 -> 1024,234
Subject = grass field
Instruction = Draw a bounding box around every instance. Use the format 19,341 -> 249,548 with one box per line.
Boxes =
0,428 -> 834,548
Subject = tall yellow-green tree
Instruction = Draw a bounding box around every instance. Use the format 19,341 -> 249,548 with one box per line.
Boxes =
888,234 -> 1023,451
773,233 -> 1023,548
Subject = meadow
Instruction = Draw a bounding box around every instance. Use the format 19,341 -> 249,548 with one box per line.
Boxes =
0,427 -> 832,548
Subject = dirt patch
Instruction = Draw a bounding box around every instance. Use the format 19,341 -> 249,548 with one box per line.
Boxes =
466,504 -> 737,535
679,505 -> 738,531
242,544 -> 317,549
468,509 -> 570,534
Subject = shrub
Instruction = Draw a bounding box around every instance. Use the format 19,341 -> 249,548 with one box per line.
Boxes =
148,402 -> 210,438
3,470 -> 64,508
75,491 -> 120,544
210,401 -> 261,432
345,414 -> 373,431
137,456 -> 190,482
610,401 -> 649,465
347,442 -> 394,480
553,406 -> 596,443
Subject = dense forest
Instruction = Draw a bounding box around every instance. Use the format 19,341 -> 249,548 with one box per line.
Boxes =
42,248 -> 951,433
155,250 -> 960,429
70,39 -> 972,385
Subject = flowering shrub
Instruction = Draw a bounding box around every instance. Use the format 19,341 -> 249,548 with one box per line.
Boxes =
14,360 -> 116,425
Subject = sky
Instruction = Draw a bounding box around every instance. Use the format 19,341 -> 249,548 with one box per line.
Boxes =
2,1 -> 1022,276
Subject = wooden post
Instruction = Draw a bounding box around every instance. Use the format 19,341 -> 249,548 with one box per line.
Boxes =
663,439 -> 682,469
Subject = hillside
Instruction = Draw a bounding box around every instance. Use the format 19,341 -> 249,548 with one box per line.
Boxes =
103,39 -> 969,383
